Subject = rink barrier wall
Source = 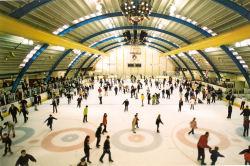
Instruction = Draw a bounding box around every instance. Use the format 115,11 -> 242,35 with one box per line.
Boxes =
0,92 -> 48,117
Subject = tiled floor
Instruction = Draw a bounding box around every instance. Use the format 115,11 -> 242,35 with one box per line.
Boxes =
0,80 -> 248,165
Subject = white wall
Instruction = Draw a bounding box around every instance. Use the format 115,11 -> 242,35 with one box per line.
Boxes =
94,46 -> 176,77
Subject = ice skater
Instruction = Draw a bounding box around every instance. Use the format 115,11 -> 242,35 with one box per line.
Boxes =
209,146 -> 224,165
3,121 -> 15,137
95,123 -> 103,148
83,135 -> 91,163
178,98 -> 183,112
83,105 -> 88,123
99,136 -> 114,163
132,115 -> 137,133
241,106 -> 250,119
227,103 -> 232,119
141,93 -> 145,106
51,98 -> 58,113
77,96 -> 82,108
135,113 -> 139,128
190,97 -> 195,110
15,149 -> 36,166
2,133 -> 13,156
241,100 -> 246,110
122,99 -> 129,112
20,99 -> 28,123
243,118 -> 250,137
102,113 -> 108,134
114,86 -> 118,95
8,104 -> 18,123
156,114 -> 164,133
98,93 -> 103,104
44,114 -> 57,131
188,118 -> 197,135
197,132 -> 211,165
239,146 -> 250,165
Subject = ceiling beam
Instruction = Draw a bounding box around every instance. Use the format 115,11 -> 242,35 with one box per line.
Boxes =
0,14 -> 107,56
161,24 -> 250,56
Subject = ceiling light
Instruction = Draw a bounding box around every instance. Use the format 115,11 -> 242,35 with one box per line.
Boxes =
202,26 -> 208,30
90,13 -> 96,17
28,40 -> 33,45
211,33 -> 217,36
243,65 -> 248,68
191,21 -> 197,25
30,50 -> 36,54
169,5 -> 176,14
232,52 -> 238,55
62,25 -> 69,29
34,45 -> 41,50
175,14 -> 181,18
72,19 -> 79,24
240,60 -> 245,64
23,58 -> 29,63
53,31 -> 59,35
236,56 -> 242,59
181,16 -> 186,20
96,4 -> 102,11
207,29 -> 213,33
19,63 -> 25,67
27,53 -> 33,58
57,28 -> 63,32
23,39 -> 29,44
50,46 -> 65,51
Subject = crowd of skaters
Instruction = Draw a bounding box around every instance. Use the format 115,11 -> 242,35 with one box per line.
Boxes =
0,75 -> 249,165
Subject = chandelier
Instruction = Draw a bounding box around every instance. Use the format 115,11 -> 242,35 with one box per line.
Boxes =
120,0 -> 153,25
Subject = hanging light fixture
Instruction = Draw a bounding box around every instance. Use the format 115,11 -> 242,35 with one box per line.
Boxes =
120,0 -> 153,25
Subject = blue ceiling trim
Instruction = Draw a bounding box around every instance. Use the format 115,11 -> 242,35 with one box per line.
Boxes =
79,25 -> 204,79
99,41 -> 119,50
169,56 -> 187,78
11,44 -> 49,92
183,52 -> 205,80
196,50 -> 220,79
80,25 -> 189,43
46,36 -> 119,81
9,0 -> 52,19
64,52 -> 86,78
74,54 -> 94,78
148,36 -> 178,47
15,6 -> 250,89
58,12 -> 220,80
150,41 -> 170,51
18,12 -> 215,89
59,13 -> 123,36
213,0 -> 250,21
83,55 -> 101,75
221,46 -> 250,85
104,44 -> 164,53
175,55 -> 195,80
45,49 -> 72,82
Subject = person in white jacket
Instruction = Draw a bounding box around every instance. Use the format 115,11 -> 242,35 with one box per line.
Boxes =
190,97 -> 196,110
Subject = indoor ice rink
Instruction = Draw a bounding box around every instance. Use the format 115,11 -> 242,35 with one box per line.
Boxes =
0,0 -> 250,166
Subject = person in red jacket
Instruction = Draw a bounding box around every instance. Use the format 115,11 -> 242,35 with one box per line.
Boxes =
239,146 -> 250,165
197,132 -> 211,165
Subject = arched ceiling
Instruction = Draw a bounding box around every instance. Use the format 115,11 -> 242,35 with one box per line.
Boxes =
0,0 -> 250,91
